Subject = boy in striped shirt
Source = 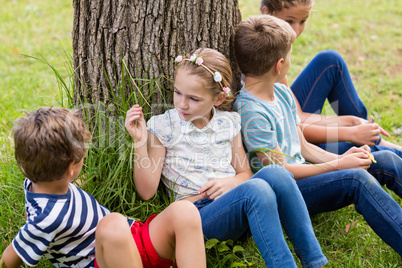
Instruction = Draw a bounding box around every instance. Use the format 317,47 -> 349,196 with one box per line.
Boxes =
1,107 -> 206,268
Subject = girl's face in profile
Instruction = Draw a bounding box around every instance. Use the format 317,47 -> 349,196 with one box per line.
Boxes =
262,3 -> 312,38
173,69 -> 221,129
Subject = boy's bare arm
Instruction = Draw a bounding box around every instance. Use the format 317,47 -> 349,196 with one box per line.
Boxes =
1,245 -> 23,268
298,125 -> 339,164
255,145 -> 286,166
285,126 -> 372,180
254,142 -> 335,180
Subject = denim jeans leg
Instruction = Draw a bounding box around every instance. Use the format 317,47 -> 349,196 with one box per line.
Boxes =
195,178 -> 297,267
291,49 -> 368,118
368,151 -> 402,198
371,145 -> 402,158
251,165 -> 327,268
297,169 -> 402,255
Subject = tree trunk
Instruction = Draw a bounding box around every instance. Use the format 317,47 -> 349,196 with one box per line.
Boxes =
72,0 -> 242,115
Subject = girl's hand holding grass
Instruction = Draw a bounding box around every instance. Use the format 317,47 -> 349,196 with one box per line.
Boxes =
125,105 -> 147,142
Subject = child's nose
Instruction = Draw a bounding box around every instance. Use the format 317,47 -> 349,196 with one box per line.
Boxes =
291,25 -> 298,35
179,98 -> 189,110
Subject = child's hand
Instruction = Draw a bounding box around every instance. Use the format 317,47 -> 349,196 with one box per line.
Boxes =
197,178 -> 238,200
342,145 -> 371,156
368,116 -> 390,137
338,146 -> 371,170
125,105 -> 147,142
349,116 -> 390,145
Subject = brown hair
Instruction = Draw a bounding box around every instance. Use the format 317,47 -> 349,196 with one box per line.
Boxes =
234,15 -> 296,76
13,107 -> 91,183
260,0 -> 314,13
175,48 -> 235,111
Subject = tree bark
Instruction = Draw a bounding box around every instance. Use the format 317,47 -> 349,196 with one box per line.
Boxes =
72,0 -> 242,114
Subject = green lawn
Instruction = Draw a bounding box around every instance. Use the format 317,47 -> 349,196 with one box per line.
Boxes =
1,0 -> 401,267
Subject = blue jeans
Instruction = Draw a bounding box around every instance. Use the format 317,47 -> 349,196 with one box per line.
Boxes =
194,165 -> 327,268
291,49 -> 402,157
368,151 -> 402,198
291,49 -> 367,118
296,164 -> 402,255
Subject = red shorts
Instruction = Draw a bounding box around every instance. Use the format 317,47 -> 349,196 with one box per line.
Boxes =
94,214 -> 175,268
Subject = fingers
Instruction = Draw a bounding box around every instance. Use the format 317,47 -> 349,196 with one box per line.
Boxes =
198,182 -> 222,200
125,105 -> 147,142
364,140 -> 376,147
379,126 -> 390,137
354,152 -> 372,168
125,105 -> 144,126
347,146 -> 366,154
127,105 -> 143,119
372,124 -> 381,135
368,115 -> 390,137
359,145 -> 371,153
197,181 -> 212,196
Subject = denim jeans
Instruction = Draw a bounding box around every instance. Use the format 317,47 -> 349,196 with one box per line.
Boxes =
291,49 -> 402,157
291,49 -> 367,118
194,165 -> 327,268
296,164 -> 402,255
367,151 -> 402,198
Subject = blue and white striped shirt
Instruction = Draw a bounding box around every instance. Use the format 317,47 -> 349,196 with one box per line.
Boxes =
234,83 -> 304,168
12,179 -> 135,267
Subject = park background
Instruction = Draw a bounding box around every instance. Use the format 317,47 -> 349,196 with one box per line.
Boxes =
1,0 -> 401,267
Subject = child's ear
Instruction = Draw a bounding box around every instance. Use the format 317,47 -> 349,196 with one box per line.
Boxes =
261,6 -> 271,15
214,92 -> 227,107
67,162 -> 75,177
275,58 -> 285,75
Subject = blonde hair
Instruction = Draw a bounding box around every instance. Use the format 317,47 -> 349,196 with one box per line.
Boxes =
234,15 -> 296,76
13,107 -> 91,183
175,48 -> 234,111
260,0 -> 314,13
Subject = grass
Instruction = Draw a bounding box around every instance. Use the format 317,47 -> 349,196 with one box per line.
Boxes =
1,0 -> 402,267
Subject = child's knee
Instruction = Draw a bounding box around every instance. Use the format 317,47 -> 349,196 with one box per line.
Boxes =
166,200 -> 201,227
243,179 -> 278,208
349,169 -> 379,188
96,213 -> 128,242
254,165 -> 296,187
372,150 -> 399,164
316,49 -> 343,64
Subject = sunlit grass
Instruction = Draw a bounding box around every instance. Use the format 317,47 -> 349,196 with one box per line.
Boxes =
1,0 -> 401,267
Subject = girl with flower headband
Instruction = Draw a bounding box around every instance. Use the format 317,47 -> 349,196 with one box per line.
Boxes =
125,47 -> 326,267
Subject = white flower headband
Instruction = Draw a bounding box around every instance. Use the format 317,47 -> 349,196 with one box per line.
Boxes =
175,54 -> 231,95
